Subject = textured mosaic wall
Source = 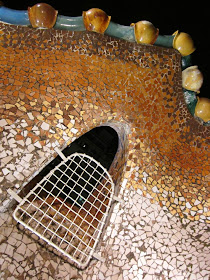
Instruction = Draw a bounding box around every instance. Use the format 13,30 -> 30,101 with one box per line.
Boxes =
0,20 -> 210,280
0,22 -> 209,224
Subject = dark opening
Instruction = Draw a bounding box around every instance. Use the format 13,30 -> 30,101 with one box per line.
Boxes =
40,126 -> 118,176
22,126 -> 118,207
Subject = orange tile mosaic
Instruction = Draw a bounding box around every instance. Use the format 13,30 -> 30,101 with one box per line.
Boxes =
0,22 -> 209,224
0,13 -> 210,279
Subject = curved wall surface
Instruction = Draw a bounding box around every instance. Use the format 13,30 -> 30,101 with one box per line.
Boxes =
0,20 -> 209,279
0,22 -> 209,222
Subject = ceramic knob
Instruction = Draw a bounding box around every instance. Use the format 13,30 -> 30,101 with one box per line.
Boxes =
131,20 -> 159,45
173,31 -> 195,56
83,8 -> 111,34
195,97 -> 210,122
182,66 -> 203,93
28,3 -> 58,29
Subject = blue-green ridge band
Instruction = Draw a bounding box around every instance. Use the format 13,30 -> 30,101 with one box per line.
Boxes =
54,15 -> 85,31
0,6 -> 30,25
105,22 -> 135,42
0,6 -> 175,48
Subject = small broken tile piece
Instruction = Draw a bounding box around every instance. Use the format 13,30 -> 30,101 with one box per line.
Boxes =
41,122 -> 50,131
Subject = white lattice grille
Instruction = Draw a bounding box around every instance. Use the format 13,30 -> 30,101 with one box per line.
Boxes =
13,153 -> 114,268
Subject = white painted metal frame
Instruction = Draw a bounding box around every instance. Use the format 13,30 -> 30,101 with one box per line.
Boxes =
12,152 -> 116,269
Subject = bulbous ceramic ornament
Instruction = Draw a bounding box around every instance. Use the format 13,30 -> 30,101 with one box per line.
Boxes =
173,31 -> 195,56
131,20 -> 159,45
182,66 -> 203,93
28,3 -> 58,29
83,8 -> 111,34
195,97 -> 210,122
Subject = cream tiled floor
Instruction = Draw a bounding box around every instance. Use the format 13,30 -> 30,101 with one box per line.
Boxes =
0,179 -> 209,279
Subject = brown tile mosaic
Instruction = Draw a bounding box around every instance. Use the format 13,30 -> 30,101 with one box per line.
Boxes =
0,20 -> 209,222
0,21 -> 209,279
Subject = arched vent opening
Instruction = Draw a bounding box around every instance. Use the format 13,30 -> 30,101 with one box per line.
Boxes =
41,126 -> 119,177
18,126 -> 119,205
37,126 -> 119,205
11,125 -> 120,268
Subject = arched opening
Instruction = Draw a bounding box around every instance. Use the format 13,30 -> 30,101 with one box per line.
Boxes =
13,125 -> 120,268
40,125 -> 119,178
19,126 -> 119,207
37,126 -> 119,206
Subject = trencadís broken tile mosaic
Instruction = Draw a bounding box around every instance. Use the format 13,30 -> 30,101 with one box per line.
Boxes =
0,4 -> 209,280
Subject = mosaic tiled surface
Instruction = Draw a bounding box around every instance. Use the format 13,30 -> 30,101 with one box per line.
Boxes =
0,22 -> 210,279
0,183 -> 209,279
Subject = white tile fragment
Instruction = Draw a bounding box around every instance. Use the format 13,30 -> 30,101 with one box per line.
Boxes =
0,150 -> 7,158
143,177 -> 147,183
6,173 -> 15,182
186,202 -> 192,208
0,119 -> 7,127
2,168 -> 10,175
27,144 -> 35,152
71,128 -> 78,134
34,141 -> 42,148
41,122 -> 50,131
13,171 -> 24,180
21,120 -> 28,128
17,140 -> 25,146
22,154 -> 33,163
27,112 -> 34,120
152,186 -> 159,193
5,244 -> 14,256
194,199 -> 201,205
25,137 -> 32,145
